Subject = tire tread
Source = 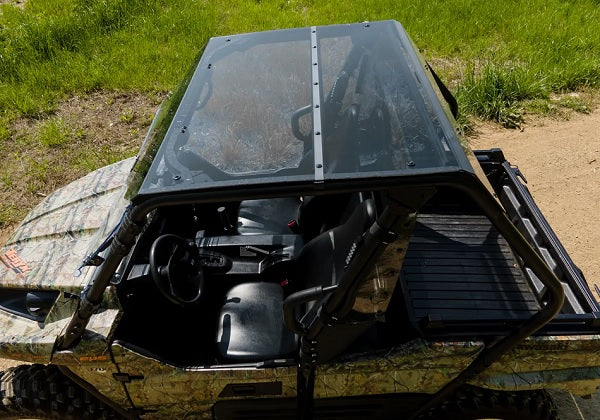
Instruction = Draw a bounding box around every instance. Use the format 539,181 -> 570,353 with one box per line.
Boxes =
425,385 -> 559,420
0,364 -> 123,419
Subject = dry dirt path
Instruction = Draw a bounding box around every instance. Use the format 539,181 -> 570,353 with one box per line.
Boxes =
471,110 -> 600,299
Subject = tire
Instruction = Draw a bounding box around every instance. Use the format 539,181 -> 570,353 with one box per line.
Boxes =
425,385 -> 558,420
0,364 -> 125,419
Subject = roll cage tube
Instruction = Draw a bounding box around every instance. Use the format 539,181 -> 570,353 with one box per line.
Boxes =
57,210 -> 145,350
407,173 -> 565,420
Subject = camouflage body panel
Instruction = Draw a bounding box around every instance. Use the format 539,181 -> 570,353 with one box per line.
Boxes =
472,334 -> 600,396
64,362 -> 131,409
109,334 -> 600,417
112,342 -> 297,418
0,159 -> 132,361
314,339 -> 483,396
0,312 -> 65,364
0,286 -> 125,400
68,362 -> 131,410
111,339 -> 483,417
50,287 -> 128,406
320,335 -> 600,398
0,286 -> 120,362
0,157 -> 134,293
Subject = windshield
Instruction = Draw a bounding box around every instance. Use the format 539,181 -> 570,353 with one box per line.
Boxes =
138,21 -> 472,197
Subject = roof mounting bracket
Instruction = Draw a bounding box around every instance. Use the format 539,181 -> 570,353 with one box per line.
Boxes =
310,26 -> 324,184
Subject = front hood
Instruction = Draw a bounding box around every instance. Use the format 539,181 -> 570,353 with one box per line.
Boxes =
0,158 -> 135,294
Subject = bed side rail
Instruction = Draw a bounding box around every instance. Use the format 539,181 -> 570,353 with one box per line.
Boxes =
475,149 -> 600,326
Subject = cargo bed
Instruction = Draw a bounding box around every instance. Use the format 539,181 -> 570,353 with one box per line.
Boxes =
398,149 -> 600,337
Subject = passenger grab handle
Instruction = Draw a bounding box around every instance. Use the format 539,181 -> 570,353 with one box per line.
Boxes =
283,285 -> 338,335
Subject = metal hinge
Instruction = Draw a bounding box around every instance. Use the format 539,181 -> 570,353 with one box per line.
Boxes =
113,372 -> 144,383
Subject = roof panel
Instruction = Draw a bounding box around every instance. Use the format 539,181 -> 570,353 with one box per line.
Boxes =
138,21 -> 473,197
318,22 -> 468,179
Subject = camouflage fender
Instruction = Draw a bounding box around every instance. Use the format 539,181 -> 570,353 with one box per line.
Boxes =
0,158 -> 134,292
0,287 -> 120,363
0,158 -> 133,362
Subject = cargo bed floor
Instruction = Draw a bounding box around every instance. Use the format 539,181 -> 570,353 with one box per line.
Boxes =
400,213 -> 541,333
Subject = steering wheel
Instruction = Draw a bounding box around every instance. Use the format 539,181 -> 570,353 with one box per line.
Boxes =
149,234 -> 204,306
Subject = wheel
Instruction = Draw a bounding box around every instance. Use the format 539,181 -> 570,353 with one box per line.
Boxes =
0,364 -> 125,419
149,234 -> 204,306
424,385 -> 558,420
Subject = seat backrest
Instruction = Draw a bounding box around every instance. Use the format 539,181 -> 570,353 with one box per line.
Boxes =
237,197 -> 301,235
291,199 -> 378,363
294,198 -> 377,293
290,189 -> 433,364
237,194 -> 356,239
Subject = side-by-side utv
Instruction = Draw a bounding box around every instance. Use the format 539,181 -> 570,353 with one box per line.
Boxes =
1,20 -> 599,419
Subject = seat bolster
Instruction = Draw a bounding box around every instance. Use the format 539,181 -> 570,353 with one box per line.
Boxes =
217,282 -> 297,361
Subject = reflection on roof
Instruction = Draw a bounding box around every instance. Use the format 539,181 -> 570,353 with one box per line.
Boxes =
139,20 -> 472,197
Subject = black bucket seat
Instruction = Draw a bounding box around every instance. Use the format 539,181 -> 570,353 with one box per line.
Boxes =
216,199 -> 377,362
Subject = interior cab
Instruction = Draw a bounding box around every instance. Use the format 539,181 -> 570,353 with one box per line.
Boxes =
113,191 -> 387,365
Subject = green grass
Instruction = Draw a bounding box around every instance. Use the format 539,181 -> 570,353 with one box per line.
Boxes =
0,0 -> 599,125
0,120 -> 11,144
71,145 -> 132,173
37,117 -> 74,147
0,204 -> 20,229
455,63 -> 547,128
25,156 -> 55,193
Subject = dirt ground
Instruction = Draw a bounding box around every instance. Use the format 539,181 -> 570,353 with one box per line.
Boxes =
0,0 -> 25,9
0,91 -> 160,242
470,109 -> 600,299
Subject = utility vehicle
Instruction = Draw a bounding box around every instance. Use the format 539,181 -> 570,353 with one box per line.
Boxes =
1,20 -> 599,419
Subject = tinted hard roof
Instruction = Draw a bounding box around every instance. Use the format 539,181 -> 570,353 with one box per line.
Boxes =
138,20 -> 473,197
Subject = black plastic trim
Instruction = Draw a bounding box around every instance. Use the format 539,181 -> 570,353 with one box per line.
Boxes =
218,382 -> 282,398
500,160 -> 599,312
284,285 -> 338,334
213,393 -> 430,419
0,289 -> 59,322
